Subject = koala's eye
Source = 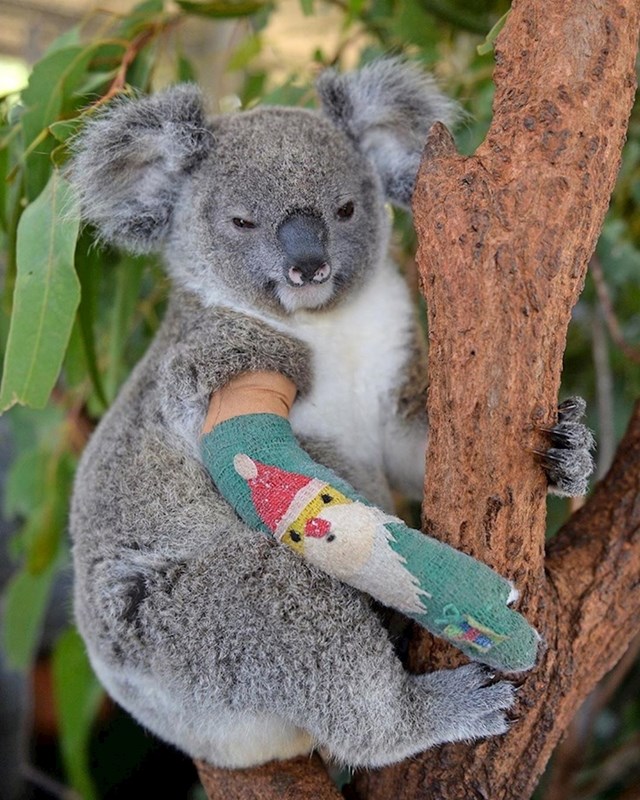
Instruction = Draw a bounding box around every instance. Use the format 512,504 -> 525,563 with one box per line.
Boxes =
289,531 -> 302,543
336,201 -> 355,220
321,493 -> 333,504
232,217 -> 256,229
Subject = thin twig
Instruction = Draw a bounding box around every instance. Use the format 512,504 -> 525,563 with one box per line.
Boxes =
21,764 -> 82,800
590,255 -> 640,365
92,16 -> 183,108
592,304 -> 616,478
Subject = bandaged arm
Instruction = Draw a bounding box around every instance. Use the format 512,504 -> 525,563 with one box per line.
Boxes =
200,371 -> 539,673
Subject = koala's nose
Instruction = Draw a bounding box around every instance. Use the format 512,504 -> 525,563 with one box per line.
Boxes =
277,211 -> 331,286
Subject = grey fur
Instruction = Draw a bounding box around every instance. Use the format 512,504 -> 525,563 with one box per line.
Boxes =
69,62 -> 577,770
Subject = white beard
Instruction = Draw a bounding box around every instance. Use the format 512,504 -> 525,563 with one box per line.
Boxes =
303,502 -> 430,616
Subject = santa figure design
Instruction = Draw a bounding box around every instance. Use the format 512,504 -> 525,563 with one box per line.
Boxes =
233,453 -> 430,615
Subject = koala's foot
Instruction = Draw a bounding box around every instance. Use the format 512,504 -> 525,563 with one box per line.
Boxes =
416,664 -> 515,745
538,397 -> 595,497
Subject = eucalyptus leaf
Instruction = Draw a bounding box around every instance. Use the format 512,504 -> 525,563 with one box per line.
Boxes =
178,54 -> 198,83
53,628 -> 103,800
477,10 -> 509,55
176,0 -> 266,19
106,256 -> 146,402
0,127 -> 8,232
49,118 -> 84,144
227,34 -> 263,71
73,69 -> 119,100
127,45 -> 157,92
118,0 -> 166,36
25,452 -> 74,575
2,560 -> 58,669
4,448 -> 46,519
21,46 -> 91,133
0,172 -> 80,412
20,43 -> 109,200
75,236 -> 109,408
42,25 -> 82,57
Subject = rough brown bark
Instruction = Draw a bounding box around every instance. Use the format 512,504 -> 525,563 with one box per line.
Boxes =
354,403 -> 640,799
195,755 -> 343,799
197,1 -> 639,797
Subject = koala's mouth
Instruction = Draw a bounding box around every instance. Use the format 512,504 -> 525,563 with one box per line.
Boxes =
273,273 -> 336,313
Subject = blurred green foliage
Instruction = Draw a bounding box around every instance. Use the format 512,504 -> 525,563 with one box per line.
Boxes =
0,0 -> 638,797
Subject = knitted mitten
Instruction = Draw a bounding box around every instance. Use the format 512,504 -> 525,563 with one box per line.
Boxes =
201,413 -> 539,672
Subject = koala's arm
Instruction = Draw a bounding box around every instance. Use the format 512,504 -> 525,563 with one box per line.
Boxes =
200,371 -> 540,674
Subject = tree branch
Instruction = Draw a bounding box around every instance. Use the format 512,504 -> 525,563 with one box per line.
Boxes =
352,1 -> 640,798
195,755 -> 343,799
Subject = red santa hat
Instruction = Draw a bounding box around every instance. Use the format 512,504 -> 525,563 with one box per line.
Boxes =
233,454 -> 329,540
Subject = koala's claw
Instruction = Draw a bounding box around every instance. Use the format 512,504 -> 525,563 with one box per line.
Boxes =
419,664 -> 516,744
538,396 -> 595,497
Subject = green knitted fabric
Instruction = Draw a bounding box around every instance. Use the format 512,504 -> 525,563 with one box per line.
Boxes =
201,413 -> 539,672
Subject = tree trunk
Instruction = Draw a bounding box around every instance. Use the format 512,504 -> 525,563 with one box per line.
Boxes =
198,0 -> 640,797
353,0 -> 640,798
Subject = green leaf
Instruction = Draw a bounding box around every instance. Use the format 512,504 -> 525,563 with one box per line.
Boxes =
417,0 -> 490,35
73,69 -> 118,100
4,448 -> 47,519
119,0 -> 165,36
0,127 -> 9,232
5,404 -> 64,453
74,235 -> 108,408
21,45 -> 92,131
49,117 -> 84,143
0,172 -> 81,412
19,43 -> 110,200
477,10 -> 510,55
42,25 -> 82,57
299,0 -> 314,15
175,0 -> 266,19
126,45 -> 157,92
227,33 -> 263,71
177,55 -> 198,83
106,256 -> 145,402
260,79 -> 313,108
53,628 -> 103,800
2,560 -> 58,669
25,452 -> 74,575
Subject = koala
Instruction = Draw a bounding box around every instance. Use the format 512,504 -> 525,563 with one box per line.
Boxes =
68,60 -> 594,769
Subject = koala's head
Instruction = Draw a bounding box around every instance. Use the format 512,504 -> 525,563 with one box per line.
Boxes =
70,60 -> 456,315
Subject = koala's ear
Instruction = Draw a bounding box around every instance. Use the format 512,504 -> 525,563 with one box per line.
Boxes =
316,59 -> 458,208
69,84 -> 213,253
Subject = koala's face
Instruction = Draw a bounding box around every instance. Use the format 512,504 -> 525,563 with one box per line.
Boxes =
169,108 -> 388,315
70,61 -> 456,315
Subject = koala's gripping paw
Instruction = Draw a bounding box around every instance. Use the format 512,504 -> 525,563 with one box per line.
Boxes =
538,397 -> 595,497
419,664 -> 515,745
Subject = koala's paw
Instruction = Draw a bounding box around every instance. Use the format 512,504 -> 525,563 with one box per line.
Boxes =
537,397 -> 595,497
419,664 -> 515,744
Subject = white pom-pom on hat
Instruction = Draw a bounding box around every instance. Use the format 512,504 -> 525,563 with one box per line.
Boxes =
233,453 -> 259,480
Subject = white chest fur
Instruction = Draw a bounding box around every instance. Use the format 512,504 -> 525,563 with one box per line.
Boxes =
286,262 -> 415,472
198,260 -> 417,491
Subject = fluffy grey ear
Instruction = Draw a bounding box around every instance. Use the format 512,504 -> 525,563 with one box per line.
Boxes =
317,59 -> 458,208
69,84 -> 213,253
